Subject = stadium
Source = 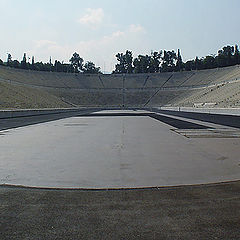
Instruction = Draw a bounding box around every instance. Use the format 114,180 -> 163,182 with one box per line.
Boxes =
0,64 -> 240,109
1,0 -> 240,239
1,64 -> 240,239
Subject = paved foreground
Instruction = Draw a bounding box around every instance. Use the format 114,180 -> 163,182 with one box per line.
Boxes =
0,182 -> 240,240
1,110 -> 240,239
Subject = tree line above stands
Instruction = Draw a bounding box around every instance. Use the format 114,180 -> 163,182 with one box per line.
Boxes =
113,45 -> 240,74
0,52 -> 101,74
0,45 -> 239,75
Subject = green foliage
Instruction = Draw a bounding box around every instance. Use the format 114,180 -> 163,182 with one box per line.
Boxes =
12,60 -> 20,68
234,44 -> 240,65
1,51 -> 100,74
202,56 -> 217,69
69,52 -> 83,73
7,53 -> 12,66
133,55 -> 151,73
114,50 -> 162,74
185,60 -> 193,71
161,50 -> 177,72
114,50 -> 133,74
21,53 -> 28,69
0,51 -> 101,74
114,49 -> 180,73
176,49 -> 183,71
149,51 -> 162,73
114,44 -> 240,74
83,61 -> 101,74
1,44 -> 239,75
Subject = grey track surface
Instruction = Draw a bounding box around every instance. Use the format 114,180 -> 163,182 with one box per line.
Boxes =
80,112 -> 208,129
1,110 -> 240,188
0,110 -> 95,131
1,109 -> 240,239
0,182 -> 240,240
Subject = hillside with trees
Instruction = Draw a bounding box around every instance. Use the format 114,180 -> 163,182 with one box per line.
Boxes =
0,44 -> 239,75
0,52 -> 101,74
113,45 -> 240,74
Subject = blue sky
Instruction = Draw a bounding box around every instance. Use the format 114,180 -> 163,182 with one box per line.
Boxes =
0,0 -> 239,72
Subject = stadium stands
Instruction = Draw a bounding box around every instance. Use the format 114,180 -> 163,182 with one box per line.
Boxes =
0,64 -> 240,108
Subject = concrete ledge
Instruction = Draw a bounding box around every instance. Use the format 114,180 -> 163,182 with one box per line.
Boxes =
4,106 -> 240,120
0,107 -> 126,119
153,107 -> 240,129
157,106 -> 240,116
0,108 -> 81,119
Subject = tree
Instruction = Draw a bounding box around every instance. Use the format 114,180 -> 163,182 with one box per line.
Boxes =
195,57 -> 201,70
69,52 -> 83,73
133,56 -> 141,73
83,61 -> 101,74
49,56 -> 53,71
31,56 -> 34,65
113,50 -> 133,74
54,60 -> 62,72
12,60 -> 20,68
216,46 -> 234,67
125,50 -> 133,73
184,60 -> 195,71
202,55 -> 217,69
7,53 -> 12,66
114,53 -> 124,73
31,56 -> 35,70
176,49 -> 183,71
161,50 -> 177,72
149,51 -> 162,73
21,53 -> 27,69
234,44 -> 240,65
216,50 -> 226,67
133,55 -> 151,73
63,63 -> 74,73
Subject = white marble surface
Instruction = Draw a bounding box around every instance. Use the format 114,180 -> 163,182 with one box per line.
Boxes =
0,111 -> 240,188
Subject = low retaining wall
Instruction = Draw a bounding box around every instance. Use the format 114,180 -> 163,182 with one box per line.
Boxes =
153,107 -> 240,129
157,107 -> 240,116
0,108 -> 81,119
0,107 -> 124,119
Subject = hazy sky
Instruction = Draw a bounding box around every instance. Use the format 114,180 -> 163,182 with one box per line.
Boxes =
0,0 -> 239,72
